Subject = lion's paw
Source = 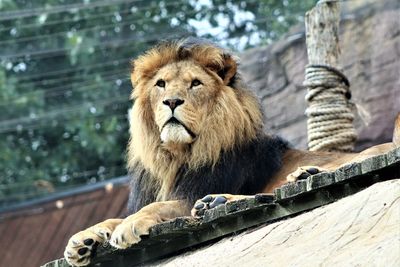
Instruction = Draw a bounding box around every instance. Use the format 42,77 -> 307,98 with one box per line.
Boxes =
191,195 -> 227,217
286,166 -> 327,183
64,226 -> 110,266
64,219 -> 121,266
191,194 -> 251,217
109,215 -> 157,249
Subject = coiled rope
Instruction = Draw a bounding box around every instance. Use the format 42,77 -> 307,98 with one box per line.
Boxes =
304,64 -> 357,152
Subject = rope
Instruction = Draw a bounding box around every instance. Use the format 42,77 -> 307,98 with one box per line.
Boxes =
304,64 -> 357,152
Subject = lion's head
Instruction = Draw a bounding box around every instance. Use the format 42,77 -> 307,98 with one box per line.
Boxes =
127,39 -> 263,199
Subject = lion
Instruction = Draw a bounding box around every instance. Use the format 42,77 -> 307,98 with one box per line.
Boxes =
64,38 -> 399,266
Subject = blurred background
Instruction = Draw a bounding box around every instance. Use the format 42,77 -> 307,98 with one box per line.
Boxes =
0,0 -> 317,208
0,0 -> 399,266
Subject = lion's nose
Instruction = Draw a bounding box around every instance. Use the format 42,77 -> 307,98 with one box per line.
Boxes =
162,98 -> 184,111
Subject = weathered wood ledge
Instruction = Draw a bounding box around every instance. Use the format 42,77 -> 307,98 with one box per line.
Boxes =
43,147 -> 400,267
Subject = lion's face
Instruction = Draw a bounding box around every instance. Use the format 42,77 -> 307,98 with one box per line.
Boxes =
128,40 -> 263,193
149,60 -> 219,145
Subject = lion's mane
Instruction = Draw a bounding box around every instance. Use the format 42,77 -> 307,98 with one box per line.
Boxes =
126,39 -> 288,213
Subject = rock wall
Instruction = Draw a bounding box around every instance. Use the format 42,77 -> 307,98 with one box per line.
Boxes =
240,0 -> 400,151
148,179 -> 400,267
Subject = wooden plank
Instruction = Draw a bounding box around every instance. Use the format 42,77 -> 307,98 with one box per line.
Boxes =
105,186 -> 129,218
56,190 -> 106,260
279,180 -> 307,199
306,172 -> 335,190
0,219 -> 8,238
9,211 -> 51,267
335,162 -> 361,182
3,214 -> 45,266
40,190 -> 104,264
0,217 -> 24,260
387,147 -> 400,165
360,154 -> 388,173
86,188 -> 119,226
40,258 -> 70,267
29,206 -> 69,267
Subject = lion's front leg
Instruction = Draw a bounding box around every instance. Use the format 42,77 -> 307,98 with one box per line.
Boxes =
110,200 -> 188,249
64,218 -> 122,266
64,200 -> 187,266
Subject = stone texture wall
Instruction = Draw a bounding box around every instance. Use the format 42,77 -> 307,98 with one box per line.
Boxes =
240,0 -> 400,151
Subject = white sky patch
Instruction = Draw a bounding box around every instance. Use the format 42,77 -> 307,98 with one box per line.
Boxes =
13,62 -> 27,72
188,19 -> 227,37
114,12 -> 122,22
231,5 -> 255,25
38,13 -> 48,24
185,0 -> 258,50
170,17 -> 180,27
190,0 -> 212,11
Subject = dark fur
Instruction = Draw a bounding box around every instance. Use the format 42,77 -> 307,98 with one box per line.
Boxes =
127,135 -> 289,214
127,166 -> 159,214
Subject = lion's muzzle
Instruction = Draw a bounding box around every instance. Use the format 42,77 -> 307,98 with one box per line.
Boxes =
160,117 -> 196,144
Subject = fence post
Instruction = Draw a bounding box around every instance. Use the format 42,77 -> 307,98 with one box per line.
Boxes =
304,0 -> 357,152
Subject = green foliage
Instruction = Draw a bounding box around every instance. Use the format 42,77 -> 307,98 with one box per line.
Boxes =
0,0 -> 316,207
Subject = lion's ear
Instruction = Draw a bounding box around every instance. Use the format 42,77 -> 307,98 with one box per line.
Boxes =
206,53 -> 237,86
217,54 -> 238,86
130,61 -> 141,99
130,60 -> 139,85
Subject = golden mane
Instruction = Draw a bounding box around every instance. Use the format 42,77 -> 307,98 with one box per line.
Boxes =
127,39 -> 264,200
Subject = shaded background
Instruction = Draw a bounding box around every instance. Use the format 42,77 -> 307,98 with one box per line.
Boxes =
0,0 -> 317,208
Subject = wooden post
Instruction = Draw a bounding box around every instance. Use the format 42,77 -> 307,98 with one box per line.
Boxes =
305,1 -> 340,67
304,0 -> 357,152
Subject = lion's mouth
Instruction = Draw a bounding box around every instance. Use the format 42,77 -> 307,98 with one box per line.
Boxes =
162,117 -> 197,139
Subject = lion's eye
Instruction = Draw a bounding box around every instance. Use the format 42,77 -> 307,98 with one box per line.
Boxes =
190,79 -> 202,88
156,79 -> 165,88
